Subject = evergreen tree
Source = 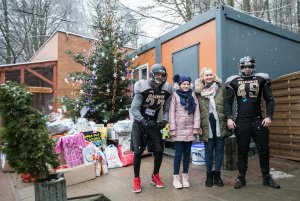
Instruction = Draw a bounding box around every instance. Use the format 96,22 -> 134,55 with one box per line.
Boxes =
62,1 -> 132,124
0,82 -> 58,179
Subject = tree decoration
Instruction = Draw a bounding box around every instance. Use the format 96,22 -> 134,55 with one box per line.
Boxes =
61,1 -> 132,123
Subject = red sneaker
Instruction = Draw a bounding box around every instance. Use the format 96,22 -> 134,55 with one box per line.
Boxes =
150,174 -> 165,188
133,177 -> 142,193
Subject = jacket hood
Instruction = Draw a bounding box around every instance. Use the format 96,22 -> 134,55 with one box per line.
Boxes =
194,77 -> 222,93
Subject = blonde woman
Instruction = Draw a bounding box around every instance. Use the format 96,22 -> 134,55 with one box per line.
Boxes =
195,67 -> 227,187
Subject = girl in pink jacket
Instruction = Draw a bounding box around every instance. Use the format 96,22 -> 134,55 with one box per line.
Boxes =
169,74 -> 200,189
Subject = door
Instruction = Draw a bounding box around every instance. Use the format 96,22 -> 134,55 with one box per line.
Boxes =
172,44 -> 199,85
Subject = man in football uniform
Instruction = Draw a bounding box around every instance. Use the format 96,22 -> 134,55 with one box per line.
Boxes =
224,56 -> 280,189
130,63 -> 172,193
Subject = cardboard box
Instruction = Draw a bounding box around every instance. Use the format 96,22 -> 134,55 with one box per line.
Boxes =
56,163 -> 96,186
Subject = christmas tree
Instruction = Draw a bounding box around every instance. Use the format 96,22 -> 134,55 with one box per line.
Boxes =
62,2 -> 132,124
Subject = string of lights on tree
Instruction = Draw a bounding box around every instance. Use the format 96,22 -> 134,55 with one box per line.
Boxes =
61,5 -> 137,123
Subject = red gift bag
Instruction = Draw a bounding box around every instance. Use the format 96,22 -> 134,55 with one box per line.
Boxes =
118,145 -> 133,167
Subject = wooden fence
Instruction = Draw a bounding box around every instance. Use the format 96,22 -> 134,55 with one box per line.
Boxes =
270,71 -> 300,161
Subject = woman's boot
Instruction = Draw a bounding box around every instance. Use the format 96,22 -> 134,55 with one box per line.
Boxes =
205,171 -> 213,187
214,171 -> 224,186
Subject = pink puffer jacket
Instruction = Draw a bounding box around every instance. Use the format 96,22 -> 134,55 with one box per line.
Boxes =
169,92 -> 200,142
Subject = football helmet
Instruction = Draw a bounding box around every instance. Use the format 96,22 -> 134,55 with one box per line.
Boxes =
150,64 -> 167,85
239,56 -> 256,77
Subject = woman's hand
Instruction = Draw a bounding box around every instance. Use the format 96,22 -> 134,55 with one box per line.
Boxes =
170,131 -> 176,136
227,119 -> 236,130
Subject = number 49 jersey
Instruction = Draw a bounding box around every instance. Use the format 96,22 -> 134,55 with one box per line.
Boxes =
133,79 -> 172,121
225,73 -> 274,118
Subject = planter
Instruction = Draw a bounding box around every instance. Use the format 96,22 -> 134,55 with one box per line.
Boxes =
34,173 -> 67,201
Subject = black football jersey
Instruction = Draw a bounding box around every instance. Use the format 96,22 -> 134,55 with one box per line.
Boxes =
225,73 -> 274,119
131,80 -> 172,121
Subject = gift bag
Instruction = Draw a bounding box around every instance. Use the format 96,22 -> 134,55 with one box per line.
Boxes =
162,123 -> 170,140
118,145 -> 134,167
105,145 -> 122,169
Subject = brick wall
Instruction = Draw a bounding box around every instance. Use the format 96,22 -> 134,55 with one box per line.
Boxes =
56,32 -> 92,99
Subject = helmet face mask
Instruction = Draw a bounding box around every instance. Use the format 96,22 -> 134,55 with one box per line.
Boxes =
239,56 -> 256,77
150,64 -> 167,86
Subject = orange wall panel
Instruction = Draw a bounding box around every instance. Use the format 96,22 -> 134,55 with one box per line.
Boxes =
162,20 -> 216,83
132,48 -> 156,69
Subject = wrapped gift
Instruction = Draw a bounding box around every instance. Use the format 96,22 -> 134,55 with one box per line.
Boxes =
56,163 -> 96,186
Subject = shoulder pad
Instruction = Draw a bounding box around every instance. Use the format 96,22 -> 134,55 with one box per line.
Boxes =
162,82 -> 173,95
134,80 -> 151,93
225,75 -> 239,87
255,73 -> 271,82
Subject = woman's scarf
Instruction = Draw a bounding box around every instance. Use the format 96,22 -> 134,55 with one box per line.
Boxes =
200,81 -> 219,119
176,89 -> 196,114
200,81 -> 218,98
200,81 -> 221,137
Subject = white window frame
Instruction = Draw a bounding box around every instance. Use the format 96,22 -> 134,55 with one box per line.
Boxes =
131,63 -> 149,81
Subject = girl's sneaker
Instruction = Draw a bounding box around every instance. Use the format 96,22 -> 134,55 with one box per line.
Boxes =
182,173 -> 190,188
173,175 -> 183,189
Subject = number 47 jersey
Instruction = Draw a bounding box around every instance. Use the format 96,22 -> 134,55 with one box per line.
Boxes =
224,73 -> 274,119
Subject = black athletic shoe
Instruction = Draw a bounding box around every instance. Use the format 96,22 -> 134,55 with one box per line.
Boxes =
263,174 -> 280,189
234,175 -> 246,189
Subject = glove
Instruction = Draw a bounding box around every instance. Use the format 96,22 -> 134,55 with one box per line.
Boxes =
147,120 -> 157,128
157,120 -> 168,130
139,119 -> 147,127
139,119 -> 157,128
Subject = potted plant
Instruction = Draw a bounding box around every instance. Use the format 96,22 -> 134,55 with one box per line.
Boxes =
0,82 -> 66,201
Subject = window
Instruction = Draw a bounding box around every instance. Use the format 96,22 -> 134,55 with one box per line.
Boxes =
131,64 -> 148,81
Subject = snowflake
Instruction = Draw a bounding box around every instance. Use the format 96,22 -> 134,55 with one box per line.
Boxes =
113,73 -> 117,78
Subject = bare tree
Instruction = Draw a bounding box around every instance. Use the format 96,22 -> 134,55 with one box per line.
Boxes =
243,0 -> 251,12
227,0 -> 234,7
296,0 -> 300,29
0,0 -> 73,64
119,0 -> 231,34
0,0 -> 29,63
